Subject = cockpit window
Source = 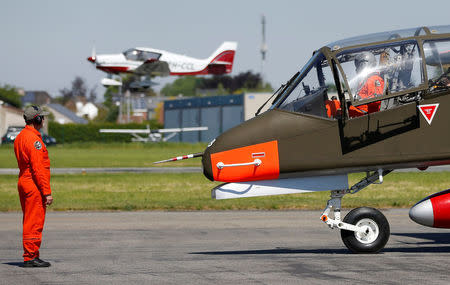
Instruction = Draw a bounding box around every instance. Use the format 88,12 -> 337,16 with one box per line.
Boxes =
277,53 -> 339,119
123,49 -> 161,61
336,41 -> 423,109
423,40 -> 450,91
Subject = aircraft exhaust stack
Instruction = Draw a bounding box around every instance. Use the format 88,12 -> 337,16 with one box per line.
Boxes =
409,189 -> 450,228
154,152 -> 203,164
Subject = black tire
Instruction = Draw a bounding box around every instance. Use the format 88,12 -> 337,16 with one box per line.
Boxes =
340,207 -> 390,254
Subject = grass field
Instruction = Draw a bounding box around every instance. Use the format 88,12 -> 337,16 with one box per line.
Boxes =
0,143 -> 207,168
0,172 -> 449,212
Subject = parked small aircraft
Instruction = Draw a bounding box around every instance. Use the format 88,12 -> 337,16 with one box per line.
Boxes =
99,126 -> 207,142
87,42 -> 237,88
157,25 -> 450,253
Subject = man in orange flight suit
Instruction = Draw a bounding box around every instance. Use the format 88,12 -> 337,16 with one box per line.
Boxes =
325,96 -> 342,119
14,105 -> 53,267
349,52 -> 384,118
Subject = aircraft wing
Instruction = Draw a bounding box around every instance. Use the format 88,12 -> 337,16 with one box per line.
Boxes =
157,127 -> 208,133
99,127 -> 207,134
134,59 -> 171,76
99,129 -> 150,134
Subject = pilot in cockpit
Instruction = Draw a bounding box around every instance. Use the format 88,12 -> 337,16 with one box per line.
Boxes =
348,52 -> 385,118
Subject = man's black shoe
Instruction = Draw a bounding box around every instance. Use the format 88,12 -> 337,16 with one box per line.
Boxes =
23,258 -> 51,268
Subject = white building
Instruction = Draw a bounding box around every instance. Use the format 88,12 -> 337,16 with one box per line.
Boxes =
75,102 -> 98,120
0,103 -> 24,138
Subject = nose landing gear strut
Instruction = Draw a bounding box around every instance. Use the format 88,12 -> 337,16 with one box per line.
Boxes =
320,170 -> 392,253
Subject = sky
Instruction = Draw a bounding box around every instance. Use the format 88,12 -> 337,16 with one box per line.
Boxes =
1,0 -> 450,101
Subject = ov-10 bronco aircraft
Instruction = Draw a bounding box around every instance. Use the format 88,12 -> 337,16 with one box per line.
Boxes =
156,25 -> 450,253
87,42 -> 237,88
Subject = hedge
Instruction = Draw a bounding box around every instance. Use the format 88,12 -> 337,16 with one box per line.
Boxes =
48,121 -> 162,144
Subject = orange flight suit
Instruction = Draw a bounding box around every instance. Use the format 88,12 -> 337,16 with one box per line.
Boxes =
14,125 -> 51,261
325,99 -> 341,118
351,74 -> 384,117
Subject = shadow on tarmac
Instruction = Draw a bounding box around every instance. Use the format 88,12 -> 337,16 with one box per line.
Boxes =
192,248 -> 351,255
192,246 -> 450,256
192,233 -> 450,255
391,232 -> 450,245
3,262 -> 23,267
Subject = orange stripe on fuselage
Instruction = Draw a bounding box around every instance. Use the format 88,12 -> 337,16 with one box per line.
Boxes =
210,140 -> 279,182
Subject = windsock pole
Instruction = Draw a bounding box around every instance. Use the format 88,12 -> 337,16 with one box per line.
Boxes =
153,152 -> 203,164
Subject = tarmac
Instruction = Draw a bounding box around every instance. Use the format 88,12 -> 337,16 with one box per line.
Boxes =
1,210 -> 450,285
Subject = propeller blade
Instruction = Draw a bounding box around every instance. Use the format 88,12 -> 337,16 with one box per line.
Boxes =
87,44 -> 96,63
92,44 -> 96,60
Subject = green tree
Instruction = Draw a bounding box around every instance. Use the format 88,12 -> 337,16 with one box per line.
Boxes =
0,85 -> 22,108
99,86 -> 119,123
160,71 -> 273,97
55,76 -> 97,105
161,76 -> 198,97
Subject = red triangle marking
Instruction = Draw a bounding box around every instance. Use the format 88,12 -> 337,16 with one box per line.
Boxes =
419,106 -> 437,121
418,104 -> 439,125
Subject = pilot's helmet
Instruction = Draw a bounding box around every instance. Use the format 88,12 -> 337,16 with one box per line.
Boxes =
354,52 -> 376,73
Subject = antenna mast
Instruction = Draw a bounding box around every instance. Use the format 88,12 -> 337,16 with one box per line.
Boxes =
260,14 -> 268,83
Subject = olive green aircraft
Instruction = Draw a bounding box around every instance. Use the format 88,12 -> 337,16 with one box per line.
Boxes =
156,25 -> 450,254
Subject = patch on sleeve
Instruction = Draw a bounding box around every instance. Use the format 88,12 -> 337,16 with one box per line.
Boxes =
374,80 -> 381,87
34,141 -> 42,150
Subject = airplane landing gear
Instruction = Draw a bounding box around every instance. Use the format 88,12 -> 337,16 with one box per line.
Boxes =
320,169 -> 392,253
341,207 -> 390,253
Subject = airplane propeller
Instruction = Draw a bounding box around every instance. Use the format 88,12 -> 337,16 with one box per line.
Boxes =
87,44 -> 96,63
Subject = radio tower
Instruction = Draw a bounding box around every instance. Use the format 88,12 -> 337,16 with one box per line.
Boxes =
260,14 -> 268,84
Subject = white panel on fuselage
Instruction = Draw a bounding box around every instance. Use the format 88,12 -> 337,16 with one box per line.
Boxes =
212,175 -> 349,200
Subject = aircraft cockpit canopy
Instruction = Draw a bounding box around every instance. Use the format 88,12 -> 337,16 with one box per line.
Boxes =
336,40 -> 424,102
275,52 -> 337,119
123,48 -> 161,62
272,25 -> 450,120
326,25 -> 450,51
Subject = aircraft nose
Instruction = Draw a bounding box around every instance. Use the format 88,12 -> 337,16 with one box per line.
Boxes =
87,56 -> 96,63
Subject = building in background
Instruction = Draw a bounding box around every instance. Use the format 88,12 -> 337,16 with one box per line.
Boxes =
0,103 -> 24,140
164,93 -> 271,142
46,103 -> 88,124
147,96 -> 165,125
76,101 -> 98,120
113,92 -> 166,123
22,91 -> 52,106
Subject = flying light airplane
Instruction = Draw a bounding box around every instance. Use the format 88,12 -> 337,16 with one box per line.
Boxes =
156,25 -> 450,253
87,42 -> 237,88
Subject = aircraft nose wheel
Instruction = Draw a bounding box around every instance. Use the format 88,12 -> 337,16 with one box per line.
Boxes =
354,218 -> 379,244
340,207 -> 390,253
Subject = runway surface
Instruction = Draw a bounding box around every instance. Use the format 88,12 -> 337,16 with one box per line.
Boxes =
1,210 -> 449,284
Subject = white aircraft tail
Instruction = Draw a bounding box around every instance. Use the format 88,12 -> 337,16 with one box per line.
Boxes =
206,41 -> 237,74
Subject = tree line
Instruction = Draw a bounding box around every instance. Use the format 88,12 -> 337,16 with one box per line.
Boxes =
1,70 -> 272,123
161,71 -> 272,97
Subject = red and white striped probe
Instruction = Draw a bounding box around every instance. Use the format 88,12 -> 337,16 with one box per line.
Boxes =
153,152 -> 203,164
